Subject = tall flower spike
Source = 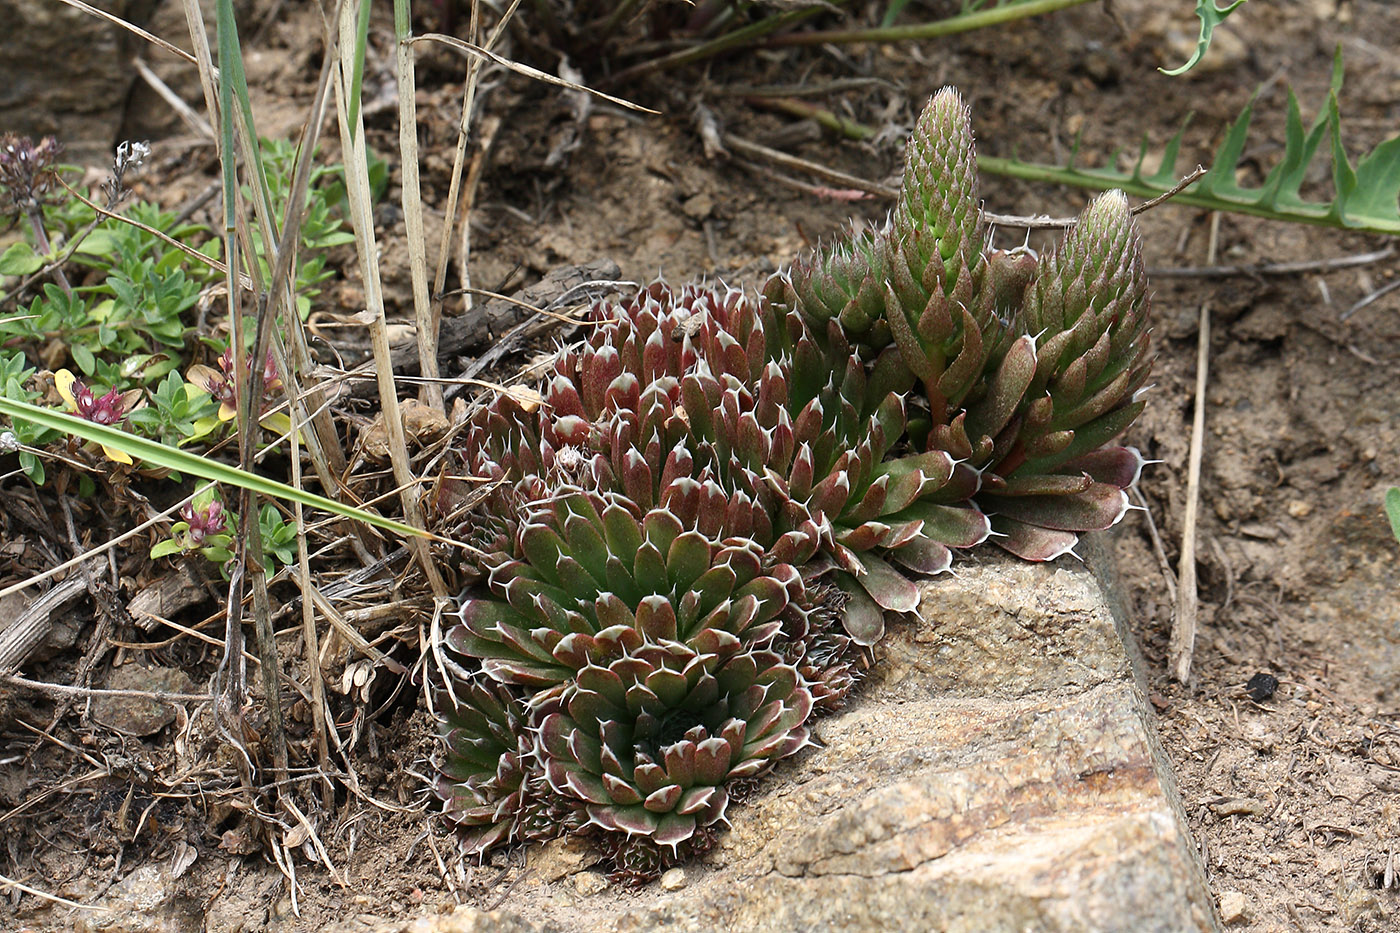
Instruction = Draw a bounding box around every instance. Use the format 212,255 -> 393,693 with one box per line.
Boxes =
973,190 -> 1153,560
881,88 -> 1026,434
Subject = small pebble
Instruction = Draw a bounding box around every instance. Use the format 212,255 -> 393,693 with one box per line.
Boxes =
573,872 -> 608,896
1218,890 -> 1250,924
1246,672 -> 1279,702
659,868 -> 687,891
1286,499 -> 1313,518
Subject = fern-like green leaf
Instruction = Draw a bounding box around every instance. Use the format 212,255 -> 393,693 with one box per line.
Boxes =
1162,0 -> 1249,77
979,49 -> 1400,235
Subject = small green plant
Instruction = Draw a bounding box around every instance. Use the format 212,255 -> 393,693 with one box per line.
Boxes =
0,350 -> 57,482
151,489 -> 297,570
151,486 -> 234,564
245,137 -> 360,319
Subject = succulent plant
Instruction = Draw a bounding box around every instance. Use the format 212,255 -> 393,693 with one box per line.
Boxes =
448,489 -> 801,687
535,638 -> 814,851
772,87 -> 1153,563
435,85 -> 1157,882
968,190 -> 1152,560
535,281 -> 989,644
435,676 -> 573,854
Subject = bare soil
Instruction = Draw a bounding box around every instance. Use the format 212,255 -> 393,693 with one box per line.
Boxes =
3,1 -> 1400,931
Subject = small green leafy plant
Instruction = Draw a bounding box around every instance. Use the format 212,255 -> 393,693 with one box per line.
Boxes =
151,487 -> 300,571
151,486 -> 234,564
0,134 -> 362,484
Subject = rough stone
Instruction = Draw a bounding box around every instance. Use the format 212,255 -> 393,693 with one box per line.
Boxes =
573,873 -> 608,897
1217,891 -> 1250,925
0,0 -> 140,163
657,869 -> 686,892
332,551 -> 1219,933
90,663 -> 195,736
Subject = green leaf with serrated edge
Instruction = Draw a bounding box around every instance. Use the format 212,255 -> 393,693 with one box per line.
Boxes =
1161,0 -> 1249,77
1386,488 -> 1400,546
977,53 -> 1400,235
0,396 -> 430,541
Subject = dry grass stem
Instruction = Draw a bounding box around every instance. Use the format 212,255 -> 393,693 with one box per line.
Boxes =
393,0 -> 443,412
1169,211 -> 1220,683
59,0 -> 196,64
412,33 -> 658,114
132,57 -> 216,140
0,870 -> 111,912
1150,245 -> 1395,279
334,1 -> 448,598
0,484 -> 214,602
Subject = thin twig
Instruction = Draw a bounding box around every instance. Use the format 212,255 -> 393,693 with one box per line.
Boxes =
132,57 -> 215,140
1169,211 -> 1220,684
0,484 -> 214,602
411,34 -> 657,114
57,0 -> 196,64
1340,275 -> 1400,322
55,177 -> 251,287
1131,486 -> 1177,607
1,671 -> 211,702
724,133 -> 895,199
0,870 -> 111,912
1151,246 -> 1394,280
720,126 -> 1205,228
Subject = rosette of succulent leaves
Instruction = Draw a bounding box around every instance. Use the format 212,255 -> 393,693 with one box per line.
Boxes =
433,86 -> 1153,882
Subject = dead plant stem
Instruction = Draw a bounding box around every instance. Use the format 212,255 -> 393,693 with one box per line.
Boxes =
1169,211 -> 1219,683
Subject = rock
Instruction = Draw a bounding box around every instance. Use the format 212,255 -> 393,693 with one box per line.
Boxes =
90,664 -> 195,736
336,906 -> 561,933
658,869 -> 686,892
0,0 -> 138,163
528,835 -> 598,884
1217,890 -> 1250,924
332,551 -> 1220,933
573,873 -> 608,897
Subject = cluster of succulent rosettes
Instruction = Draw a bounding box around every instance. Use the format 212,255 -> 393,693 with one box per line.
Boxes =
533,280 -> 991,643
434,481 -> 846,878
773,86 -> 1153,561
435,84 -> 1155,881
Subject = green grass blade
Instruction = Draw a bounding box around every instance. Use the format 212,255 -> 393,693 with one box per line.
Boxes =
980,52 -> 1400,236
346,0 -> 373,129
0,397 -> 430,540
1386,487 -> 1400,545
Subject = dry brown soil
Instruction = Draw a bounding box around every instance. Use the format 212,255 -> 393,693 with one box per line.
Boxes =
2,1 -> 1399,931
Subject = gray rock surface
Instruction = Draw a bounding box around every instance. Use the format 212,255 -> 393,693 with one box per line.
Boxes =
337,550 -> 1219,933
0,0 -> 144,162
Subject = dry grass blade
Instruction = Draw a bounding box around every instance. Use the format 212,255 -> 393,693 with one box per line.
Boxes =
393,0 -> 443,412
58,0 -> 196,63
412,33 -> 659,114
0,869 -> 111,912
334,1 -> 449,599
132,57 -> 216,140
1170,211 -> 1220,683
56,177 -> 251,287
0,484 -> 215,602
